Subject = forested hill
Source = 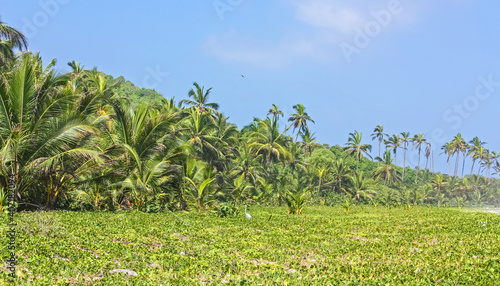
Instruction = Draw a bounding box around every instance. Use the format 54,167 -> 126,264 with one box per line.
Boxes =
105,74 -> 166,107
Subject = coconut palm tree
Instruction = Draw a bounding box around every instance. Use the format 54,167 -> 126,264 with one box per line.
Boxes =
344,131 -> 372,172
373,150 -> 401,185
180,82 -> 219,114
288,103 -> 314,142
299,129 -> 320,160
332,159 -> 350,192
467,137 -> 486,175
441,142 -> 453,176
345,172 -> 376,202
0,53 -> 101,208
491,151 -> 500,178
432,174 -> 447,207
0,19 -> 28,50
108,100 -> 183,208
481,149 -> 494,179
267,104 -> 283,122
450,133 -> 468,177
181,109 -> 221,165
248,118 -> 290,169
384,134 -> 402,166
411,133 -> 427,183
371,125 -> 387,167
400,132 -> 410,182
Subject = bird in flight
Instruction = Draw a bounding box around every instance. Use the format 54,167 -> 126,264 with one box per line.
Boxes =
241,74 -> 245,78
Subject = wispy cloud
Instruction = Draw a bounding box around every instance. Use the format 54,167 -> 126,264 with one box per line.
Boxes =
204,0 -> 423,68
292,1 -> 366,34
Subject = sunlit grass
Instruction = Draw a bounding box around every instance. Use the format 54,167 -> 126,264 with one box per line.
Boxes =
1,206 -> 499,285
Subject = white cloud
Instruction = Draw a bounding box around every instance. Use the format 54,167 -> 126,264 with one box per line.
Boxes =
204,0 -> 424,68
293,1 -> 365,34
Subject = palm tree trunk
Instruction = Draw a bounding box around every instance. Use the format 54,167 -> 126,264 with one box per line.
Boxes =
378,140 -> 381,167
454,152 -> 460,177
461,151 -> 466,177
402,143 -> 406,182
356,155 -> 359,172
416,147 -> 421,183
470,159 -> 476,176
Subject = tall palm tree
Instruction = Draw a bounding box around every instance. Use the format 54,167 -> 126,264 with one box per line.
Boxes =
287,103 -> 314,142
491,151 -> 500,178
400,132 -> 410,182
468,137 -> 486,175
423,142 -> 432,180
180,82 -> 219,114
441,142 -> 453,176
481,149 -> 494,179
384,134 -> 402,166
344,131 -> 372,172
371,125 -> 387,167
411,133 -> 427,183
267,104 -> 283,122
450,133 -> 468,177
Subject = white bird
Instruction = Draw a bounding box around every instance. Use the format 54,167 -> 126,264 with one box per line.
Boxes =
245,205 -> 252,219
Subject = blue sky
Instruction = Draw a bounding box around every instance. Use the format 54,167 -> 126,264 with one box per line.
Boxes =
1,0 -> 500,175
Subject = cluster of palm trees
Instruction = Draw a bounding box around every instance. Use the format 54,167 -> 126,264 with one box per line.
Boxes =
369,126 -> 433,182
1,19 -> 498,212
341,125 -> 500,206
441,134 -> 500,179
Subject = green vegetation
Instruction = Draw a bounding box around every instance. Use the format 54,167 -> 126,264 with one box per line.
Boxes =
1,20 -> 500,213
1,17 -> 500,285
1,207 -> 499,285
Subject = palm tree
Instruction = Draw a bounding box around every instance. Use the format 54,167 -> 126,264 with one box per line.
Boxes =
332,159 -> 350,192
248,118 -> 290,169
481,149 -> 494,179
371,125 -> 387,167
267,104 -> 283,122
181,109 -> 221,165
345,172 -> 376,202
491,151 -> 500,178
400,132 -> 410,182
0,54 -> 101,208
432,174 -> 447,207
0,19 -> 28,50
299,129 -> 320,159
287,103 -> 314,142
423,142 -> 432,180
344,131 -> 372,172
229,142 -> 263,185
180,82 -> 219,114
441,142 -> 453,176
374,150 -> 401,185
411,133 -> 427,183
384,134 -> 402,166
468,137 -> 486,175
450,133 -> 468,177
109,100 -> 183,208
